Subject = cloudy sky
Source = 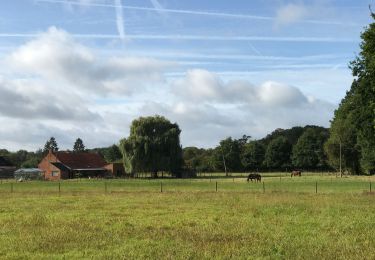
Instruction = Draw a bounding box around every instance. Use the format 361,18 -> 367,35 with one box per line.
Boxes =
0,0 -> 371,151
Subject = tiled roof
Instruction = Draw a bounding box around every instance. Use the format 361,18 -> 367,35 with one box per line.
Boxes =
55,152 -> 106,170
51,162 -> 71,172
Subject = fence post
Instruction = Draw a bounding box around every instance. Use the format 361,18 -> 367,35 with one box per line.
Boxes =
370,182 -> 372,193
160,182 -> 163,193
216,181 -> 218,192
263,182 -> 265,193
315,181 -> 318,194
58,182 -> 61,195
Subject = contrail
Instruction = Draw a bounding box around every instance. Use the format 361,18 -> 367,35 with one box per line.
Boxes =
114,0 -> 125,40
249,43 -> 263,56
150,0 -> 164,11
34,0 -> 359,26
0,33 -> 358,43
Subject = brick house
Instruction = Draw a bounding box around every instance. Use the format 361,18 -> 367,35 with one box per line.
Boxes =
39,150 -> 108,180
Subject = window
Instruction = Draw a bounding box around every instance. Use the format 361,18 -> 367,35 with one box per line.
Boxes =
51,171 -> 59,177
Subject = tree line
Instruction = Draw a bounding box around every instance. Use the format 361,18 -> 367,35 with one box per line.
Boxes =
183,126 -> 330,173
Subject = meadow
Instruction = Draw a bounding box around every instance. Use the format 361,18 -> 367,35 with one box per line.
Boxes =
0,173 -> 374,259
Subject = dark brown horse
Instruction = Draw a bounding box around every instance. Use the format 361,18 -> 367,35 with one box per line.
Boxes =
247,173 -> 261,182
291,170 -> 302,177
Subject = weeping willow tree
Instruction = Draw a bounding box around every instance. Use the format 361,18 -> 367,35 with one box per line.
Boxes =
120,115 -> 183,178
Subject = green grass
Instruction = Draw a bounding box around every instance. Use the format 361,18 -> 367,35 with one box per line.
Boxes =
0,174 -> 374,259
1,173 -> 373,194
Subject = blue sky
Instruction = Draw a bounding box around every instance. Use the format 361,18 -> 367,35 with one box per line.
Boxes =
0,0 -> 372,151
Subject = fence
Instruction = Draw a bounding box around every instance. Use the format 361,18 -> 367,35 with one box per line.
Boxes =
0,178 -> 373,195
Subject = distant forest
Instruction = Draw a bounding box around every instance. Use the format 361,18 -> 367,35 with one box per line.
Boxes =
183,126 -> 330,173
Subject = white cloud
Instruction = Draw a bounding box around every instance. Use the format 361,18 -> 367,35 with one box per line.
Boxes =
172,69 -> 314,107
273,1 -> 344,28
0,77 -> 98,121
275,3 -> 308,27
0,27 -> 174,150
172,69 -> 224,100
0,118 -> 120,151
0,28 -> 338,151
155,69 -> 336,147
7,27 -> 172,95
257,81 -> 307,106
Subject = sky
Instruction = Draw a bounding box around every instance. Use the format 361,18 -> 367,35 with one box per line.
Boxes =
0,0 -> 372,151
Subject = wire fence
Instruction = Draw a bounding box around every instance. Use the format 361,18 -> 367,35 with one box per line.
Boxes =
0,177 -> 373,195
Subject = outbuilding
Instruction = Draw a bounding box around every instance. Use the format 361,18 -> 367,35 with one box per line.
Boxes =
104,163 -> 126,177
14,168 -> 44,180
38,150 -> 108,180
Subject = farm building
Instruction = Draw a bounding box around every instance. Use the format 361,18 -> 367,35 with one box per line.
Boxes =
104,163 -> 125,177
0,156 -> 16,179
38,150 -> 124,180
39,150 -> 109,180
14,168 -> 44,180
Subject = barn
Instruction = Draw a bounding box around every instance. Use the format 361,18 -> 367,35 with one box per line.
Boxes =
38,150 -> 109,180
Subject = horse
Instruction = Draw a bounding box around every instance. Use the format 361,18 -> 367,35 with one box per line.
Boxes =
291,170 -> 302,177
247,173 -> 261,182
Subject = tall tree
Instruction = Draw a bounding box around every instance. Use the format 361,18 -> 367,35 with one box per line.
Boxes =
292,128 -> 328,170
120,116 -> 183,177
213,137 -> 242,174
103,144 -> 122,162
183,147 -> 203,170
326,12 -> 375,174
43,137 -> 59,153
73,138 -> 85,152
241,141 -> 265,171
264,136 -> 292,170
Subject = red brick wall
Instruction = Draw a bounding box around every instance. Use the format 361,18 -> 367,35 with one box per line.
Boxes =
105,163 -> 125,177
38,151 -> 62,181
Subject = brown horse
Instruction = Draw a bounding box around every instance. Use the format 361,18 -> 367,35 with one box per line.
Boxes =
291,170 -> 302,177
247,173 -> 261,182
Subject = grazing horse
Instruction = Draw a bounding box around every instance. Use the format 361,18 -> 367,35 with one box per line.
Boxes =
291,170 -> 302,177
247,173 -> 261,182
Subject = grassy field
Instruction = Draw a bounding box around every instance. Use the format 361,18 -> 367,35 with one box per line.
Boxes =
0,174 -> 374,259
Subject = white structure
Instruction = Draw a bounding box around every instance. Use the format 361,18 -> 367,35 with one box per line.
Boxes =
14,168 -> 44,181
